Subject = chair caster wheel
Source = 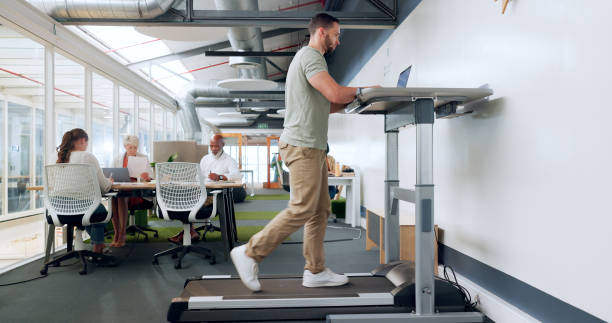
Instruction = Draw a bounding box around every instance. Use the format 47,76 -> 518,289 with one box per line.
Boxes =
175,262 -> 182,269
40,268 -> 48,275
79,270 -> 87,275
152,258 -> 159,265
171,253 -> 178,259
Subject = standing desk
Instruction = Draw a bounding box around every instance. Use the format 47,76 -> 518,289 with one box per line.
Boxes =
328,87 -> 493,322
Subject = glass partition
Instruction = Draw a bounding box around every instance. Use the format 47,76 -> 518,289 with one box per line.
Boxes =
154,105 -> 164,142
7,102 -> 32,213
0,26 -> 45,216
92,73 -> 114,167
0,100 -> 3,216
165,111 -> 175,140
35,108 -> 44,208
118,87 -> 135,155
137,97 -> 150,156
55,52 -> 84,144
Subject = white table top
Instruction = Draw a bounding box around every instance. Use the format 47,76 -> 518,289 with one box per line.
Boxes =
346,87 -> 494,114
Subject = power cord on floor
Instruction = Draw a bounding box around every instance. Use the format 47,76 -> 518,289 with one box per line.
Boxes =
441,265 -> 479,311
281,225 -> 362,245
0,259 -> 80,287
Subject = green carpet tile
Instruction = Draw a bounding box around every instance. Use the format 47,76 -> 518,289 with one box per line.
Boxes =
246,194 -> 290,201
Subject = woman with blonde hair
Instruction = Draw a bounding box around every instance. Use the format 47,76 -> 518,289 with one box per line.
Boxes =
110,135 -> 153,247
56,128 -> 113,254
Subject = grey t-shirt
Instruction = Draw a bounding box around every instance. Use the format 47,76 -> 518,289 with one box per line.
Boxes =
279,46 -> 330,150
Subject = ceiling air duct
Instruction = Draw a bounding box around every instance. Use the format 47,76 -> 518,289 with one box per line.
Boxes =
26,0 -> 179,19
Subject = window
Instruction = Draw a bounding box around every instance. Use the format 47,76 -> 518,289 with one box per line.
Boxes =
137,97 -> 150,157
0,26 -> 45,216
55,52 -> 84,144
118,87 -> 134,154
92,73 -> 114,167
154,105 -> 164,142
165,111 -> 175,140
7,102 -> 32,213
177,118 -> 185,140
34,108 -> 44,208
0,99 -> 3,216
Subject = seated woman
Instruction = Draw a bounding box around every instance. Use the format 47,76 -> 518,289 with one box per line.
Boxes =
110,135 -> 153,247
56,128 -> 113,254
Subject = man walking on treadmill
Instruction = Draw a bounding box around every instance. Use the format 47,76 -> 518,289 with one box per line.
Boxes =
231,13 -> 376,292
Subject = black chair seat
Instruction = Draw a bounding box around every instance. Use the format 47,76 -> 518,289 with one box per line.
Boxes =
158,205 -> 214,223
46,204 -> 108,225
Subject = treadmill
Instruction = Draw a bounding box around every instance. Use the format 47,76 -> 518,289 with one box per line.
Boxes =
167,87 -> 493,323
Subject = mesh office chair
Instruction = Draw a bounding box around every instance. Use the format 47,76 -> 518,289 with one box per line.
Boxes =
41,164 -> 115,275
276,156 -> 291,192
153,162 -> 220,269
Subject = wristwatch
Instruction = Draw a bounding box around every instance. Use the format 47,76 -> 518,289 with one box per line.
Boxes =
356,87 -> 364,104
356,87 -> 363,97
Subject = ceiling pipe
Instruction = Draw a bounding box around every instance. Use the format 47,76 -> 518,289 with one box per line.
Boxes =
213,0 -> 267,80
26,0 -> 179,19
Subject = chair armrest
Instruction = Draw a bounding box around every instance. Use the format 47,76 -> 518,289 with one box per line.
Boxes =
209,190 -> 223,219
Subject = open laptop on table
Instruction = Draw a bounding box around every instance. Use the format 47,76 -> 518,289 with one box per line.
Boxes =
396,65 -> 411,88
102,168 -> 130,183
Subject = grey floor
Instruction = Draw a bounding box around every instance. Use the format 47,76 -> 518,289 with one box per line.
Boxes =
0,192 -> 379,323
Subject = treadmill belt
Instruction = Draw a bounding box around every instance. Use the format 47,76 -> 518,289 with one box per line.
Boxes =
181,276 -> 394,299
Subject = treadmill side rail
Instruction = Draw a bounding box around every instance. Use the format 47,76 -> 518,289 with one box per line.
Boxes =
188,293 -> 394,310
327,312 -> 485,323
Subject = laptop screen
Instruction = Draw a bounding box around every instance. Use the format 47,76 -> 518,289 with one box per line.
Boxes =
396,66 -> 412,88
102,168 -> 130,182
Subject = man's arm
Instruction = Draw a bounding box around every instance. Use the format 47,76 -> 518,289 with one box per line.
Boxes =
330,102 -> 347,114
308,71 -> 357,104
221,156 -> 242,181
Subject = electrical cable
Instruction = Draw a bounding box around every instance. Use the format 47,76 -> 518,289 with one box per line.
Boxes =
0,259 -> 80,287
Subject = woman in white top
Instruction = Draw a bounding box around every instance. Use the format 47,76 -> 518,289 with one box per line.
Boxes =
110,135 -> 153,247
56,128 -> 113,254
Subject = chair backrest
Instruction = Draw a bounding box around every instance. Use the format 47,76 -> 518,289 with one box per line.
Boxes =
155,162 -> 206,221
44,164 -> 102,226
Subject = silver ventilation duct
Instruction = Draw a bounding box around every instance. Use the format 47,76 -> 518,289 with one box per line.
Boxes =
26,0 -> 178,19
214,0 -> 267,79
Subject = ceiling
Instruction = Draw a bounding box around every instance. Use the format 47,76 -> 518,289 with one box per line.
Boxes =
9,0 -> 397,131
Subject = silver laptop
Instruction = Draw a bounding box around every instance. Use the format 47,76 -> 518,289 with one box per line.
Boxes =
102,168 -> 131,182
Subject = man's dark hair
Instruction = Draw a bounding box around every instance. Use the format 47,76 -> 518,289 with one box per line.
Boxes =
308,13 -> 339,35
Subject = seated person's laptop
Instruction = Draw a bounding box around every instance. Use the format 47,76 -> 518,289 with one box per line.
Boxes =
102,168 -> 130,182
397,65 -> 411,88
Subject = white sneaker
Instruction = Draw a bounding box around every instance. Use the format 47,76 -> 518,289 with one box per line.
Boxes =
230,245 -> 261,292
302,268 -> 349,287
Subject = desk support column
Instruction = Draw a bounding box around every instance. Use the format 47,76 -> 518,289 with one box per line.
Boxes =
415,98 -> 435,315
384,129 -> 399,263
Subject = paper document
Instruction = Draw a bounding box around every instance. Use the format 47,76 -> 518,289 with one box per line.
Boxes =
127,156 -> 148,178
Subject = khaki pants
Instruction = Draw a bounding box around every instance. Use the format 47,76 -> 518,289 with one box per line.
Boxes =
246,142 -> 330,273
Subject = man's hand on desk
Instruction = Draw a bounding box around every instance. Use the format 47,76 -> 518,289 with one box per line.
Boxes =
208,172 -> 227,181
140,172 -> 151,182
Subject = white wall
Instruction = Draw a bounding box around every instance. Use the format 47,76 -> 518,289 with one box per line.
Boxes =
329,0 -> 612,321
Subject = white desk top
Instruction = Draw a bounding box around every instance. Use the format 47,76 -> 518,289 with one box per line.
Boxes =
346,87 -> 493,114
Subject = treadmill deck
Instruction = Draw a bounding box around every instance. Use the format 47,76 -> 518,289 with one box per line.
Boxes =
180,276 -> 394,303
